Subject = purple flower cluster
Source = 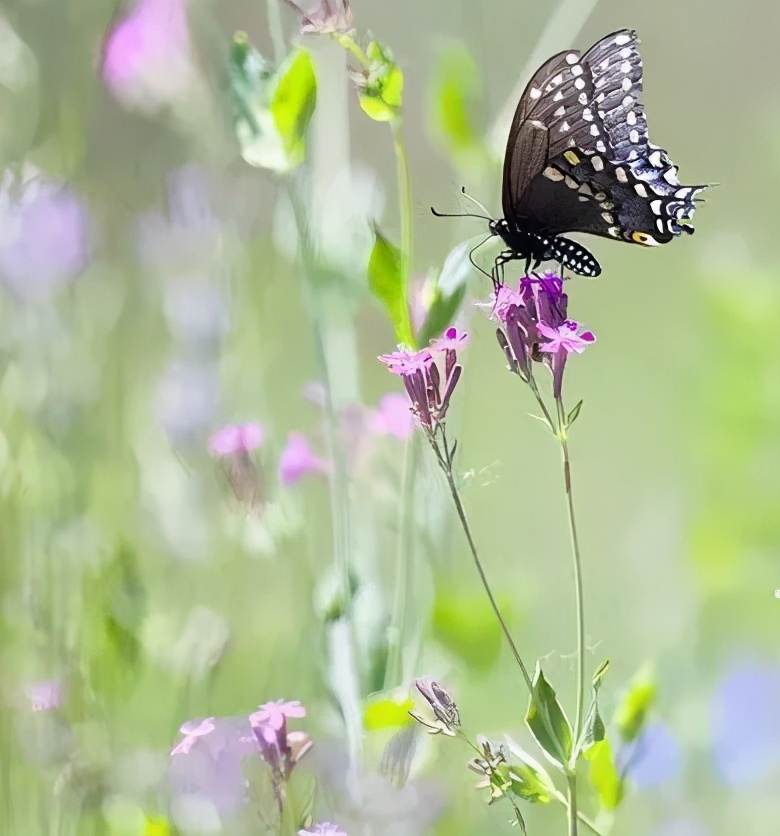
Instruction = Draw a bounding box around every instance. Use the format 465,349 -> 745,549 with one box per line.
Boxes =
481,274 -> 595,398
378,327 -> 469,435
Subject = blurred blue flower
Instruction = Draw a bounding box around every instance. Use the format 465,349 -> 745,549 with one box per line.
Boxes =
619,720 -> 681,790
0,168 -> 90,301
155,360 -> 220,448
652,817 -> 709,836
710,660 -> 780,786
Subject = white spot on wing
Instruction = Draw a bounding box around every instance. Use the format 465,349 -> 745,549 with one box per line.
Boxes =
574,78 -> 586,90
616,167 -> 628,183
620,60 -> 632,74
615,33 -> 632,46
554,105 -> 566,117
543,166 -> 564,181
591,156 -> 604,171
571,64 -> 584,77
529,87 -> 542,99
621,77 -> 632,92
629,129 -> 640,144
566,53 -> 579,64
634,183 -> 649,198
626,111 -> 637,126
650,199 -> 662,214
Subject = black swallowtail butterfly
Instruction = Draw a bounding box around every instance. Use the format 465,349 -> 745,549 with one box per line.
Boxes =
437,29 -> 707,280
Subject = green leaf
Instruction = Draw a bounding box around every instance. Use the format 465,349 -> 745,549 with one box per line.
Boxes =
429,44 -> 481,155
432,590 -> 504,672
416,240 -> 472,345
363,695 -> 415,731
566,400 -> 584,428
271,48 -> 317,166
505,740 -> 557,804
229,34 -> 316,173
584,738 -> 623,810
525,664 -> 574,769
368,225 -> 413,345
614,669 -> 657,744
576,659 -> 609,757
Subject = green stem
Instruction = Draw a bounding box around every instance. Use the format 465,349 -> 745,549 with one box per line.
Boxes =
265,0 -> 286,64
390,118 -> 415,344
384,434 -> 418,688
556,397 -> 586,836
552,788 -> 605,836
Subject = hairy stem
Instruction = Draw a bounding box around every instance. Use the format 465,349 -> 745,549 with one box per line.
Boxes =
436,429 -> 533,693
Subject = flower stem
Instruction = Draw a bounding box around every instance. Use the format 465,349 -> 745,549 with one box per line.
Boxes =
437,429 -> 533,694
556,398 -> 586,836
390,118 -> 415,343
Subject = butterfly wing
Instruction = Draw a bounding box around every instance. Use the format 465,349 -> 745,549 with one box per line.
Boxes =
504,29 -> 706,245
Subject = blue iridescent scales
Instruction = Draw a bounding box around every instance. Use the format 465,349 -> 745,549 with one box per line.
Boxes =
491,28 -> 707,279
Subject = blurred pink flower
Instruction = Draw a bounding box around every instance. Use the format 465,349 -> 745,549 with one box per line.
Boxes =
284,0 -> 353,34
279,433 -> 329,485
299,824 -> 347,836
371,393 -> 414,440
171,717 -> 215,755
101,0 -> 195,112
26,681 -> 61,712
208,423 -> 264,457
250,699 -> 306,731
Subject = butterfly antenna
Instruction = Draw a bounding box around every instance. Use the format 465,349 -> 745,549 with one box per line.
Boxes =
430,206 -> 493,222
468,234 -> 494,280
460,186 -> 494,218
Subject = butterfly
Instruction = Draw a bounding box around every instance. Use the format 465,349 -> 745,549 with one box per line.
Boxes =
436,29 -> 707,281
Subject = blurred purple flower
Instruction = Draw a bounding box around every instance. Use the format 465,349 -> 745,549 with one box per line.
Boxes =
299,824 -> 347,836
169,716 -> 261,825
618,721 -> 681,790
479,274 -> 594,398
378,330 -> 468,435
171,717 -> 216,755
0,171 -> 90,302
279,433 -> 329,485
371,393 -> 414,440
209,423 -> 264,457
101,0 -> 195,112
711,660 -> 780,786
26,681 -> 61,712
284,0 -> 353,34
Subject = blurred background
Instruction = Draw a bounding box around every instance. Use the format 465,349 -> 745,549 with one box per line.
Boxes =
1,0 -> 778,834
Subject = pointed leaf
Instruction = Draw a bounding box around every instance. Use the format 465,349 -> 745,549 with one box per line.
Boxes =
368,225 -> 413,345
584,738 -> 623,810
566,399 -> 583,427
525,664 -> 573,769
576,659 -> 609,757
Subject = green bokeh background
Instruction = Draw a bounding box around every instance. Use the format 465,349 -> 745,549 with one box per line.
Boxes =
1,0 -> 778,834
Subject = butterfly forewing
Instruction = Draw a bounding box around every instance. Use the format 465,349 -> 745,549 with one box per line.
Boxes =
501,28 -> 706,250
